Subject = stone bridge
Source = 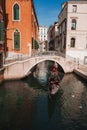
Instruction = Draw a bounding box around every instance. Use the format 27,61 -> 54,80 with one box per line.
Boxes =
4,55 -> 75,80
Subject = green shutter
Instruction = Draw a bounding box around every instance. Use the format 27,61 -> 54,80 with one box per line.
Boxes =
16,8 -> 19,19
14,8 -> 19,20
0,53 -> 3,68
14,32 -> 20,49
0,21 -> 5,41
14,4 -> 19,20
35,40 -> 39,50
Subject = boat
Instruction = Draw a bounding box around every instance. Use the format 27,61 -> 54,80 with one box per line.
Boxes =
48,64 -> 60,97
50,85 -> 59,95
48,83 -> 60,96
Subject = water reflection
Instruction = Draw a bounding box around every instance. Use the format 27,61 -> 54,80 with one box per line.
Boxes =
0,62 -> 87,129
37,62 -> 48,85
0,81 -> 39,129
32,61 -> 64,87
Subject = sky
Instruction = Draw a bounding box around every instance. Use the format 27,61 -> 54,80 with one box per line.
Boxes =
34,0 -> 66,28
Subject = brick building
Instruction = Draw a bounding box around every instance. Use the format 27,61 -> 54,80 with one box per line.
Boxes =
5,0 -> 39,58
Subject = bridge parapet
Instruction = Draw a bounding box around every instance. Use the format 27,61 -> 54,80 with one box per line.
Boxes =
4,55 -> 74,80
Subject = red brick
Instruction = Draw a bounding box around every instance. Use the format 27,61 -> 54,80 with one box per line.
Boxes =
6,0 -> 39,55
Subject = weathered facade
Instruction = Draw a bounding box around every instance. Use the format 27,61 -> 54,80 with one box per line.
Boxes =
5,0 -> 39,58
39,26 -> 47,43
48,22 -> 59,51
58,0 -> 87,64
38,26 -> 48,52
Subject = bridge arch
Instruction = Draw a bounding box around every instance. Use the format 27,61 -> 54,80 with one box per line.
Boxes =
24,57 -> 66,77
4,56 -> 74,80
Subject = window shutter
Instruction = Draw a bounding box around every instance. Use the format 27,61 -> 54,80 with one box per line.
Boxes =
14,32 -> 20,49
0,21 -> 5,41
14,4 -> 19,20
0,53 -> 3,68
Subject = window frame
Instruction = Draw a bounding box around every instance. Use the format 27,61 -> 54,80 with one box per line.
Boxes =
71,19 -> 76,30
72,5 -> 77,13
12,3 -> 20,21
13,29 -> 20,50
70,38 -> 75,48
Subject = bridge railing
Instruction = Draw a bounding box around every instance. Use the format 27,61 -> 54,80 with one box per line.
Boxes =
4,51 -> 65,64
66,55 -> 87,71
5,54 -> 30,64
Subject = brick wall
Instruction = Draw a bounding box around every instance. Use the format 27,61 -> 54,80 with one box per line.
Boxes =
6,0 -> 39,55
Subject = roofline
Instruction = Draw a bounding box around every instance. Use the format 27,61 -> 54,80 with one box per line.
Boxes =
32,0 -> 39,28
58,2 -> 68,18
68,0 -> 87,4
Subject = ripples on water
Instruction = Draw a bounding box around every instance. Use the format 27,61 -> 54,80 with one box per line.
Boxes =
0,73 -> 87,130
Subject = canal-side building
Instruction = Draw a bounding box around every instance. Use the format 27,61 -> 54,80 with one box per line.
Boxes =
58,0 -> 87,64
39,26 -> 47,43
39,40 -> 48,52
5,0 -> 39,58
48,25 -> 54,50
0,0 -> 5,83
48,22 -> 59,51
38,26 -> 48,52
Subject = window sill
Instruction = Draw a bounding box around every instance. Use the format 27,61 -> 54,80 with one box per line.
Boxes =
12,20 -> 20,22
14,49 -> 20,51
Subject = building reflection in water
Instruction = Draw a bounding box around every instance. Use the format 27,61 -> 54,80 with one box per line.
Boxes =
37,61 -> 48,85
0,81 -> 38,129
0,61 -> 87,129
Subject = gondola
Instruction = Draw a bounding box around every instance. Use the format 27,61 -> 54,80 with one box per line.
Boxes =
48,64 -> 60,97
48,82 -> 60,97
49,84 -> 59,95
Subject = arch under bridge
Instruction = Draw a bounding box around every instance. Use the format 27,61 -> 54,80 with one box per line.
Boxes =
4,55 -> 75,80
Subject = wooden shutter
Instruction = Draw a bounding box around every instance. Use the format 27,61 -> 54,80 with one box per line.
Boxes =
14,32 -> 20,50
0,21 -> 4,41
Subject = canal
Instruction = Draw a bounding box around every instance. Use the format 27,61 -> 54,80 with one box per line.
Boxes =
0,61 -> 87,130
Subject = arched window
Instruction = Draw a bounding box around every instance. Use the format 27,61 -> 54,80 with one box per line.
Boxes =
13,4 -> 19,20
71,19 -> 76,30
70,38 -> 75,47
14,29 -> 20,50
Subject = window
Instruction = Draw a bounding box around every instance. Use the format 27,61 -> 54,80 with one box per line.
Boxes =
0,53 -> 3,68
71,19 -> 76,30
70,38 -> 75,47
0,20 -> 4,41
32,37 -> 34,49
13,3 -> 20,20
14,29 -> 20,50
72,5 -> 77,13
59,26 -> 62,34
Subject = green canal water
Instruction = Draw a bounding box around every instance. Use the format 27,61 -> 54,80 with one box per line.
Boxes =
0,61 -> 87,130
